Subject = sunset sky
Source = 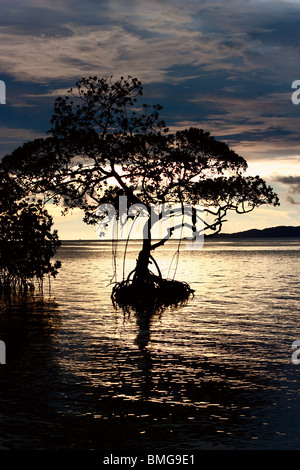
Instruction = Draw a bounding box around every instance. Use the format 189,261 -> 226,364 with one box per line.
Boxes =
1,0 -> 300,239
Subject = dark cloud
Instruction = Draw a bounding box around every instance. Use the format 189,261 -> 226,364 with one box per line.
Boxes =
274,175 -> 300,204
275,176 -> 300,185
1,0 -> 300,165
287,195 -> 300,205
275,176 -> 300,193
0,6 -> 73,37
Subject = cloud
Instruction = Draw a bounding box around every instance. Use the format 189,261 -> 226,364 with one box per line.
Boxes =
1,0 -> 300,86
275,175 -> 300,185
286,195 -> 300,205
0,1 -> 207,84
171,89 -> 300,163
2,0 -> 300,168
275,175 -> 300,192
0,24 -> 190,83
273,175 -> 300,204
1,127 -> 45,154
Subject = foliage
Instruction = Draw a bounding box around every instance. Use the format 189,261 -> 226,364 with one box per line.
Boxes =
0,76 -> 280,307
1,76 -> 279,235
0,171 -> 61,295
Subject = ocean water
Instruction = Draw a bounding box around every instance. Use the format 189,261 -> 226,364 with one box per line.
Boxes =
0,238 -> 300,451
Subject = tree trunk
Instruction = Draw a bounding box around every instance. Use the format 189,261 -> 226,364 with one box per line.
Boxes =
111,213 -> 194,311
133,227 -> 152,284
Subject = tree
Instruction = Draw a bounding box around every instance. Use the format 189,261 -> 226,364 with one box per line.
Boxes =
0,76 -> 279,308
0,170 -> 61,295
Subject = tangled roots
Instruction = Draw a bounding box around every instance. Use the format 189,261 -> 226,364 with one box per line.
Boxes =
112,272 -> 194,311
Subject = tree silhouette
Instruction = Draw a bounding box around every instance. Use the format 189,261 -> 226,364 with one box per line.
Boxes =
1,76 -> 279,308
0,170 -> 61,295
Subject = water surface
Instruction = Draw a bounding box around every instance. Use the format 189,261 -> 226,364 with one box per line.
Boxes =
0,238 -> 300,450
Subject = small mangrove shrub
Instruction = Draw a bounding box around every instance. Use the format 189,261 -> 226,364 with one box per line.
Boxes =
0,202 -> 61,295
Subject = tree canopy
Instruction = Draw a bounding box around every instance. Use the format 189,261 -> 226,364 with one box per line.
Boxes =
1,76 -> 279,233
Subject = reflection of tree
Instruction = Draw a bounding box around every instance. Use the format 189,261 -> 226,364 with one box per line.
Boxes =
133,308 -> 156,400
134,308 -> 157,351
121,303 -> 171,400
0,296 -> 64,448
116,304 -> 158,399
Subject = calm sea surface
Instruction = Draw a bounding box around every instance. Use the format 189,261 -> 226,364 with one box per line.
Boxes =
1,238 -> 300,451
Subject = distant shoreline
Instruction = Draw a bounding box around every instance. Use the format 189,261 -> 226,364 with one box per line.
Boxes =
212,225 -> 300,239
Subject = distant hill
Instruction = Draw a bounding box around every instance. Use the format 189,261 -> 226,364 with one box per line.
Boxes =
214,225 -> 300,238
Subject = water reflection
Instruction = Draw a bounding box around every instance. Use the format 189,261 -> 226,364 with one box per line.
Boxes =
0,293 -> 63,450
1,240 -> 300,450
0,293 -> 61,360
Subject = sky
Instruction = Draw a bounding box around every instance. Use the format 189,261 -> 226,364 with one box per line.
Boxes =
1,0 -> 300,239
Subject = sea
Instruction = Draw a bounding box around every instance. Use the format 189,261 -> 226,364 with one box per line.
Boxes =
0,237 -> 300,455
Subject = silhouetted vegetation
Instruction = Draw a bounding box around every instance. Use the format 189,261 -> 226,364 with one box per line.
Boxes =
214,225 -> 300,238
0,76 -> 279,309
0,170 -> 61,296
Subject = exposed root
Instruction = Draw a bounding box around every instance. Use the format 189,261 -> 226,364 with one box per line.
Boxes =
111,269 -> 194,313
